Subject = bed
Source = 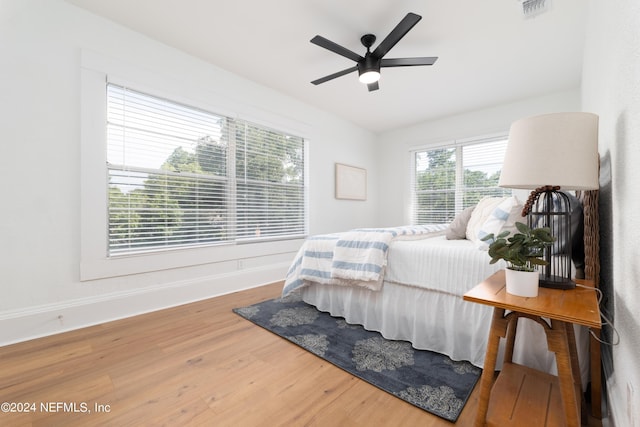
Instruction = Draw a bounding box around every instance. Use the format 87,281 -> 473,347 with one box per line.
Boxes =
282,191 -> 601,403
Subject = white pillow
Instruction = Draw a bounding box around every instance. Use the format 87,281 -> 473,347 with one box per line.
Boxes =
465,196 -> 507,244
476,196 -> 524,250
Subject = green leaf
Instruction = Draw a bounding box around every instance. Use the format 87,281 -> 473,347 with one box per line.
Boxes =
496,230 -> 511,239
529,257 -> 549,266
515,221 -> 530,233
480,233 -> 495,242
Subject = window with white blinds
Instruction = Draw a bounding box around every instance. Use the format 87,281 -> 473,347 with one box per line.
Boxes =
107,84 -> 306,256
411,137 -> 512,224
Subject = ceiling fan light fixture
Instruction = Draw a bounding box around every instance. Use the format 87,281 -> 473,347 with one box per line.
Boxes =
310,13 -> 437,91
358,70 -> 380,84
358,55 -> 381,84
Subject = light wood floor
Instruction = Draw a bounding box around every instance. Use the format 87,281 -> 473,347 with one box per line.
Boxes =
0,282 -> 602,426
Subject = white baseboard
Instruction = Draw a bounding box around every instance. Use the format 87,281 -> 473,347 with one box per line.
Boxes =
0,263 -> 288,347
601,345 -> 632,427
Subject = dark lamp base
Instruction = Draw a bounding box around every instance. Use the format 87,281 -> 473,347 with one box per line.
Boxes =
539,276 -> 576,290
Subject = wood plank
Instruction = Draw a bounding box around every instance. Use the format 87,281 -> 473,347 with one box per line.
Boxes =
487,363 -> 564,426
0,281 -> 601,427
464,270 -> 601,328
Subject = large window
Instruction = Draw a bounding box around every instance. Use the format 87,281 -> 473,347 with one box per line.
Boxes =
411,137 -> 511,224
107,84 -> 306,256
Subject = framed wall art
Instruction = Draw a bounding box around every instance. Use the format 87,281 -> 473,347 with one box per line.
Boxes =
335,163 -> 367,201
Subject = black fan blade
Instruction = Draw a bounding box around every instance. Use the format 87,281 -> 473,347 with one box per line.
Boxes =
311,65 -> 358,85
381,57 -> 438,67
310,35 -> 363,62
372,13 -> 422,59
367,81 -> 379,92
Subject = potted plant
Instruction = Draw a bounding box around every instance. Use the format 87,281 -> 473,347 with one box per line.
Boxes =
481,222 -> 555,297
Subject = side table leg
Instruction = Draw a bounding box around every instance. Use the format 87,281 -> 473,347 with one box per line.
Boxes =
549,319 -> 581,427
503,313 -> 519,363
475,308 -> 507,427
590,328 -> 602,419
566,323 -> 588,425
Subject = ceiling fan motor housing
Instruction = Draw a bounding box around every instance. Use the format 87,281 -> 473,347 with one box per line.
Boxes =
358,54 -> 381,76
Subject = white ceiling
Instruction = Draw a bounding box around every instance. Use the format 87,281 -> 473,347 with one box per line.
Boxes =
66,0 -> 588,133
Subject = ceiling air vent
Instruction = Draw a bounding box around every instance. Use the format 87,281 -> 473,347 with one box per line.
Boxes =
520,0 -> 550,18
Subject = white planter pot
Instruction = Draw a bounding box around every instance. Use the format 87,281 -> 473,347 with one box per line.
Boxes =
505,268 -> 539,297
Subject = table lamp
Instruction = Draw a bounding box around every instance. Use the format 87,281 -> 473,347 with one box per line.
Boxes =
499,112 -> 599,289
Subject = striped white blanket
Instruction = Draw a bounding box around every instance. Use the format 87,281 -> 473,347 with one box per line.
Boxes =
282,224 -> 447,296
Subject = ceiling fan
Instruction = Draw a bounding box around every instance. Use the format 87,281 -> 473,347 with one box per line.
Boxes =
310,12 -> 438,92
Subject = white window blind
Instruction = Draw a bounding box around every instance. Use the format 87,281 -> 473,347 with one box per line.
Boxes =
234,121 -> 306,240
411,137 -> 511,224
107,84 -> 306,256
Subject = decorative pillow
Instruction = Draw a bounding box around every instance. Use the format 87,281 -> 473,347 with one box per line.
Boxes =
446,206 -> 475,240
465,196 -> 507,244
476,196 -> 524,250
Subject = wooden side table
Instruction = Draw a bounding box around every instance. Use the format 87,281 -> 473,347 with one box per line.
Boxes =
464,270 -> 601,427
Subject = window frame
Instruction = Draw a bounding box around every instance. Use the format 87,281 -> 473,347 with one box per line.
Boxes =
105,83 -> 306,256
409,134 -> 512,225
80,51 -> 308,281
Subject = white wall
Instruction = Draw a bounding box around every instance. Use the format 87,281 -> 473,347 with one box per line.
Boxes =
374,90 -> 581,227
582,1 -> 640,425
0,0 -> 377,345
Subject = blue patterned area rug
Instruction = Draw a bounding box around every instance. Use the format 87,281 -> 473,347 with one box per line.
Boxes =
233,293 -> 481,422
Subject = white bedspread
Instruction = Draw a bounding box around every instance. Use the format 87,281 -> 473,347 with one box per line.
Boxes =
385,235 -> 506,295
282,224 -> 447,296
292,232 -> 590,386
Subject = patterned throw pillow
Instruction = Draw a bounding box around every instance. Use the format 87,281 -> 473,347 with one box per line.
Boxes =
475,196 -> 524,250
465,196 -> 507,244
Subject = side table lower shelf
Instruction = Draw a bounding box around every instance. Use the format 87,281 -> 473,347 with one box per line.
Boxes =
487,362 -> 568,427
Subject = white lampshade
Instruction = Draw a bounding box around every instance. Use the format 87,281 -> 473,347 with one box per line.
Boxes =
499,112 -> 600,190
